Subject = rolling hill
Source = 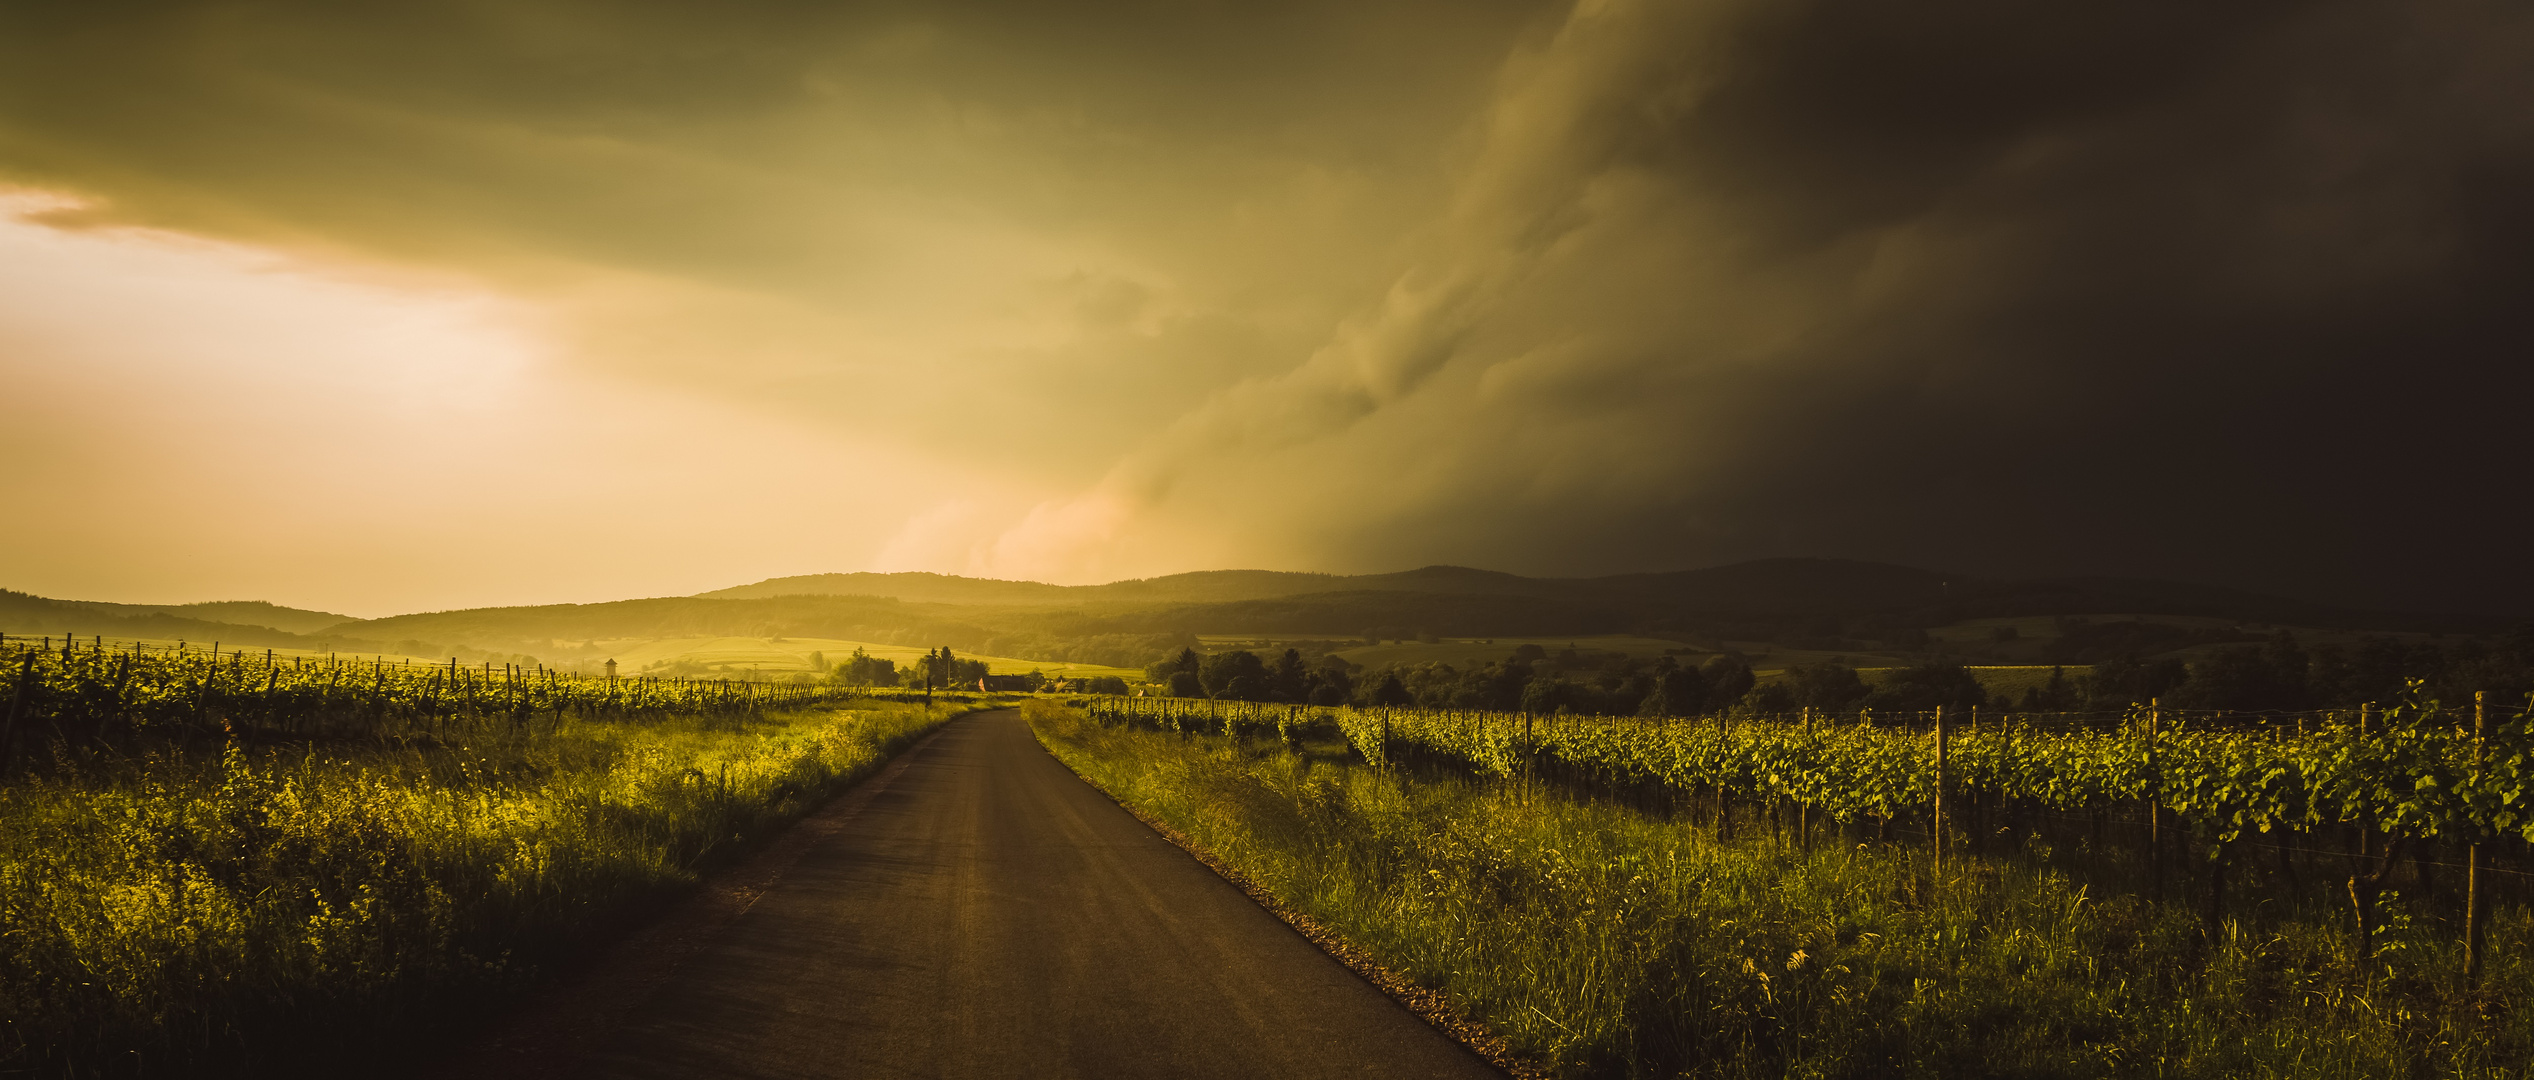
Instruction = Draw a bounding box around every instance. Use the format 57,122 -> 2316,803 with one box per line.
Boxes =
696,559 -> 2418,634
0,590 -> 336,648
8,558 -> 2496,676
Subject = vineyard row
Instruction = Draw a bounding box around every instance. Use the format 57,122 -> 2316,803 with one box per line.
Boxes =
1086,691 -> 2534,845
0,634 -> 926,768
1086,688 -> 2534,981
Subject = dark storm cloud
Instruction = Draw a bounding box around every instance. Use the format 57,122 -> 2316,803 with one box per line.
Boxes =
1110,0 -> 2534,614
1674,0 -> 2534,614
5,0 -> 2529,611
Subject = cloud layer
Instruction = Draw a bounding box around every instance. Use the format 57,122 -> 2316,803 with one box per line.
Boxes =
1050,0 -> 2534,612
4,0 -> 2530,612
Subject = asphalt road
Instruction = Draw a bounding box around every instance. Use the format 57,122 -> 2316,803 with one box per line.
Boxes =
568,709 -> 1500,1080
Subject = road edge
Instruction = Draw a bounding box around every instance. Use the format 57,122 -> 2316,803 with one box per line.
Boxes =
427,707 -> 984,1079
1032,734 -> 1550,1080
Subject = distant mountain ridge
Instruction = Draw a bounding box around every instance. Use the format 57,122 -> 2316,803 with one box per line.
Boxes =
697,569 -> 1362,607
698,559 -> 2372,625
5,558 -> 2494,672
0,590 -> 341,648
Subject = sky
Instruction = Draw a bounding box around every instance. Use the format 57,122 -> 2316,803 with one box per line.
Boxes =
3,0 -> 2531,618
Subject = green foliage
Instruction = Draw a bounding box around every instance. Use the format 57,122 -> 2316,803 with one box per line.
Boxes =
0,640 -> 886,760
1784,662 -> 1868,710
1859,663 -> 1988,714
1701,655 -> 1756,710
1034,709 -> 2534,1079
1091,688 -> 2534,847
0,678 -> 953,1074
904,647 -> 988,689
1636,663 -> 1709,718
1077,675 -> 1132,696
1200,650 -> 1269,698
828,646 -> 898,687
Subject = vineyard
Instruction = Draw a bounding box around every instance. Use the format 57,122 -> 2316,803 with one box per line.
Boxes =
1087,690 -> 2534,972
0,633 -> 908,768
0,632 -> 961,1075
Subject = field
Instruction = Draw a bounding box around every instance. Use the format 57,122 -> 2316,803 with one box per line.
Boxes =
0,638 -> 979,1075
1049,696 -> 2534,1078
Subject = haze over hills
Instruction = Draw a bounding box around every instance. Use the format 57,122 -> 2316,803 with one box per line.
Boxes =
4,559 -> 2504,674
701,562 -> 1958,610
0,590 -> 353,648
697,560 -> 2394,626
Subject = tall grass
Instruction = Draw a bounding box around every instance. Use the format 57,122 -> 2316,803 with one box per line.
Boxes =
1,700 -> 959,1076
1028,702 -> 2534,1079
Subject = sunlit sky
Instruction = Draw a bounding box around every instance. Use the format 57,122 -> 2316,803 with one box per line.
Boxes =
5,0 -> 2531,617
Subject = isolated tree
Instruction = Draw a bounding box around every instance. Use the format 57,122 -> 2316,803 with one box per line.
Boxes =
1700,656 -> 1755,711
2084,656 -> 2190,708
1520,676 -> 1569,715
1271,648 -> 1310,702
1785,662 -> 1868,711
2169,632 -> 2312,711
1146,646 -> 1205,684
1364,672 -> 1414,707
1310,654 -> 1356,703
1742,681 -> 1798,714
1637,664 -> 1709,718
1860,662 -> 1987,714
831,647 -> 897,687
2018,666 -> 2079,711
1200,650 -> 1268,698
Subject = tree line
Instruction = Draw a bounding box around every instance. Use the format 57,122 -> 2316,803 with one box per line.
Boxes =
1134,628 -> 2534,716
825,646 -> 1129,695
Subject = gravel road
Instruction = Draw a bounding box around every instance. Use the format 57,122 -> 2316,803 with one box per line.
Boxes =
535,708 -> 1500,1080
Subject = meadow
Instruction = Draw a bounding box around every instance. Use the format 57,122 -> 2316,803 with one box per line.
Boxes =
0,637 -> 970,1076
1034,699 -> 2534,1078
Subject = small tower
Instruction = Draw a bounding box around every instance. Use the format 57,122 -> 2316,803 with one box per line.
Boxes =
605,658 -> 618,681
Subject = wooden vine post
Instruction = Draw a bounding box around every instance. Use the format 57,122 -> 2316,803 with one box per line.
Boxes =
1799,706 -> 1814,854
2466,690 -> 2488,989
2356,703 -> 2372,863
2147,698 -> 2163,904
2347,700 -> 2397,961
1933,705 -> 1949,873
1523,707 -> 1534,807
1716,711 -> 1733,842
0,650 -> 35,777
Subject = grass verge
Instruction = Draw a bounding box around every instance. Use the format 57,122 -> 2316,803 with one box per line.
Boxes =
1,699 -> 970,1076
1026,701 -> 2534,1079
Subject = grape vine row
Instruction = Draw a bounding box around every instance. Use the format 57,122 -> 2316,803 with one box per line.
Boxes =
0,634 -> 910,765
1084,689 -> 2534,848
